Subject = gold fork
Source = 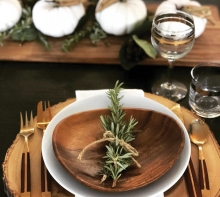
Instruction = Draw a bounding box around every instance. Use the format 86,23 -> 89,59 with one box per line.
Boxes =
37,101 -> 52,133
37,101 -> 52,197
19,111 -> 34,197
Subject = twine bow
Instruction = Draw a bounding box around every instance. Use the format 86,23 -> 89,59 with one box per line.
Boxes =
77,130 -> 141,168
182,5 -> 216,25
182,5 -> 211,18
96,0 -> 118,12
52,0 -> 85,7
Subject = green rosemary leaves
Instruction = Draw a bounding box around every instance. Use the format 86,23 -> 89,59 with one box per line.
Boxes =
77,81 -> 140,187
100,81 -> 139,187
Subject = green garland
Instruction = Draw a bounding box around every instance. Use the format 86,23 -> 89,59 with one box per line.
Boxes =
0,0 -> 157,70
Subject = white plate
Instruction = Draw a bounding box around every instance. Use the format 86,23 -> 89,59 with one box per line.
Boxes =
42,94 -> 190,197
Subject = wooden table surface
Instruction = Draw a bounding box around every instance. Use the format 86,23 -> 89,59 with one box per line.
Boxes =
0,4 -> 220,66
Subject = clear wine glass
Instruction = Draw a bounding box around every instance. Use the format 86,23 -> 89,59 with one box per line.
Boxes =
151,10 -> 195,101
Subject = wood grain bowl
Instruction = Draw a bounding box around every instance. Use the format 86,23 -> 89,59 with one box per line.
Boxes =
52,108 -> 185,192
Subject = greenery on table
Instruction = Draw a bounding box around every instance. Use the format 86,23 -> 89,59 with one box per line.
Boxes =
61,3 -> 108,52
0,0 -> 157,70
119,17 -> 157,70
0,3 -> 50,49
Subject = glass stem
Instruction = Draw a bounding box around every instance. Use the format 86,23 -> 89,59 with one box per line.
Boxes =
167,59 -> 175,88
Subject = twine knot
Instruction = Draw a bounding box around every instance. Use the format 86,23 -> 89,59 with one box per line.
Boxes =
77,130 -> 141,167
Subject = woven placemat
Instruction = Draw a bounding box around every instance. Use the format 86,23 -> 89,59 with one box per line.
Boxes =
2,93 -> 220,197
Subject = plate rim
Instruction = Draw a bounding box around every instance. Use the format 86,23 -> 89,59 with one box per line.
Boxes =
42,93 -> 191,197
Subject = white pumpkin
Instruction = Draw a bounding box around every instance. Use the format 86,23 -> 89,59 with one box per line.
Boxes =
0,0 -> 22,32
155,0 -> 207,38
32,0 -> 85,38
95,0 -> 147,36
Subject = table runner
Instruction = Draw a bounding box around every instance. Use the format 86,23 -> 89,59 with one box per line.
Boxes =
3,93 -> 220,197
0,4 -> 219,66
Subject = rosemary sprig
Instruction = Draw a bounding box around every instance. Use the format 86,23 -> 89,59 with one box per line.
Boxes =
100,81 -> 139,187
61,22 -> 107,52
61,26 -> 92,52
77,81 -> 140,187
0,32 -> 9,46
61,4 -> 107,52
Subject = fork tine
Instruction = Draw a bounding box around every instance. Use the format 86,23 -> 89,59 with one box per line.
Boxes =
30,111 -> 34,127
20,112 -> 23,130
43,101 -> 52,122
25,111 -> 28,128
44,101 -> 47,122
37,101 -> 44,123
48,101 -> 52,121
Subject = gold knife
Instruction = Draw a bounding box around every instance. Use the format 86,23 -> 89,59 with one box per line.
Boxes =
171,104 -> 202,197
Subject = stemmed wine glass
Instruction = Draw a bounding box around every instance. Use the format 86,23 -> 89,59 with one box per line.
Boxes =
151,10 -> 195,101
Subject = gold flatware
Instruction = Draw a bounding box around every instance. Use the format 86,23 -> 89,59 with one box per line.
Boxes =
37,101 -> 52,132
171,105 -> 202,197
37,101 -> 52,197
19,111 -> 35,197
188,119 -> 210,197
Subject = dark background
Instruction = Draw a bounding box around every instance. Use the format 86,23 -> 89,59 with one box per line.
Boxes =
1,0 -> 220,196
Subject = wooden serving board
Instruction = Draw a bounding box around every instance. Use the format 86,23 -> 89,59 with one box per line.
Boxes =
0,4 -> 220,66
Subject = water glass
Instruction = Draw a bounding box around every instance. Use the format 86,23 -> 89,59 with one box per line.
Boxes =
189,63 -> 220,118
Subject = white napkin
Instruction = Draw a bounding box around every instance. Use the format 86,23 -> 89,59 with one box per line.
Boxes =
75,89 -> 145,100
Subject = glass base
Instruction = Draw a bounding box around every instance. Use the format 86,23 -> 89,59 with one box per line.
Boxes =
152,80 -> 187,102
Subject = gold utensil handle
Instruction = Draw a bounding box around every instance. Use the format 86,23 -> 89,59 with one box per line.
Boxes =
199,159 -> 210,190
41,154 -> 51,196
170,104 -> 202,197
185,158 -> 202,197
21,151 -> 31,196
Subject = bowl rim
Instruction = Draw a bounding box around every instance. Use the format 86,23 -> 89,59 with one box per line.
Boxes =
52,107 -> 185,192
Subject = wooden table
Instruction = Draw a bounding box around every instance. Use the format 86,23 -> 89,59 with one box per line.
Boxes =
0,4 -> 220,66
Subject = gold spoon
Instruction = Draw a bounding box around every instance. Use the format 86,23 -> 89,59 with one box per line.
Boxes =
188,119 -> 210,197
171,105 -> 202,197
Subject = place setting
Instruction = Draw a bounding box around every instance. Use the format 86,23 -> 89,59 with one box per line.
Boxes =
45,86 -> 188,197
2,0 -> 220,197
2,75 -> 220,197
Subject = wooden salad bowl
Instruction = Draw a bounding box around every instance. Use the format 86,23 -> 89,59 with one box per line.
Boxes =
52,108 -> 185,192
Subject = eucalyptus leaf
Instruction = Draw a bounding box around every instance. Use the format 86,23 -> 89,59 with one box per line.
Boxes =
130,19 -> 152,38
11,27 -> 38,42
132,35 -> 157,59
